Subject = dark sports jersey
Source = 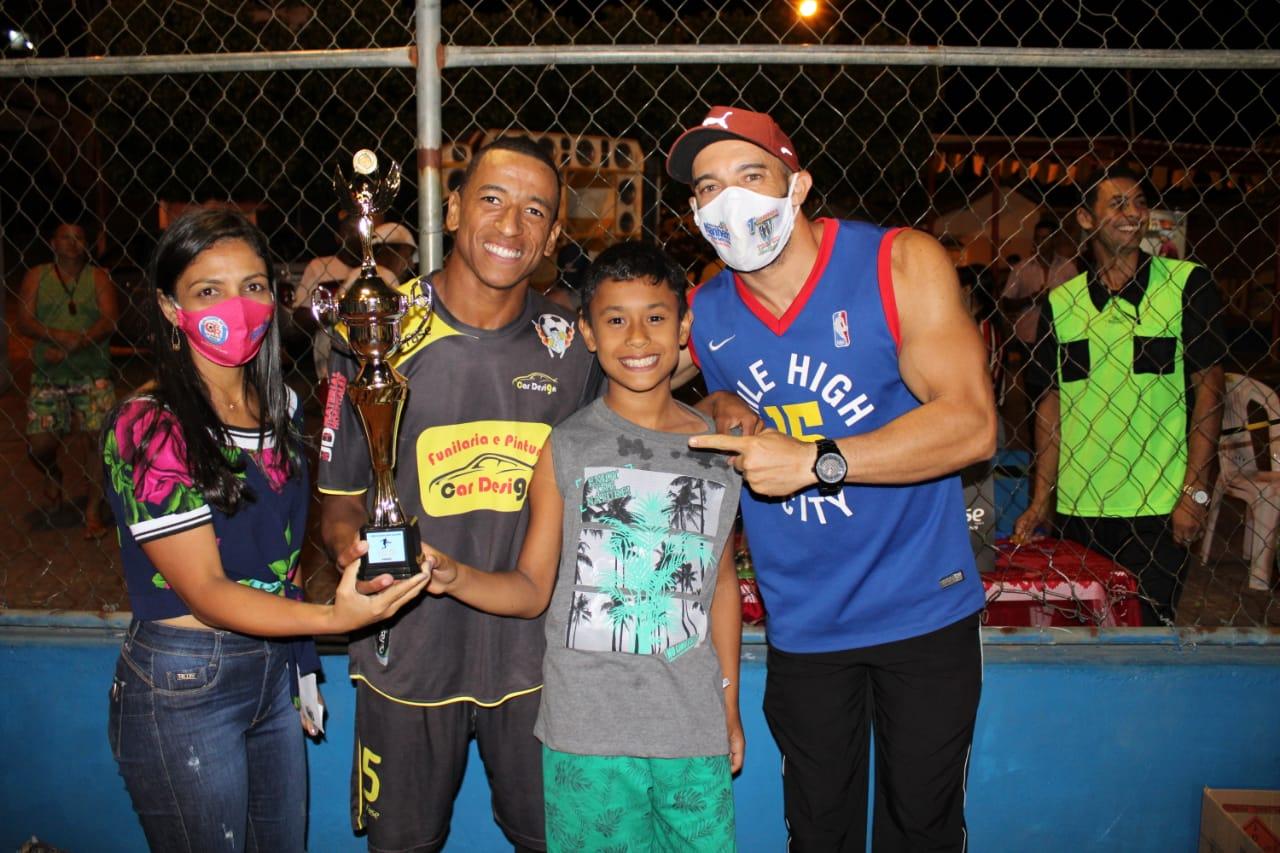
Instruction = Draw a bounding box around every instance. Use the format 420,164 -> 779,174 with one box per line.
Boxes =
689,219 -> 984,653
319,286 -> 600,704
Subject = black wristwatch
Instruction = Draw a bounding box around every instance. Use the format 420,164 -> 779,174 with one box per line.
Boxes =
813,438 -> 847,497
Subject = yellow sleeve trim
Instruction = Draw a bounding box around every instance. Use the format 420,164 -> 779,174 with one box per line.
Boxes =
351,674 -> 542,708
317,487 -> 368,496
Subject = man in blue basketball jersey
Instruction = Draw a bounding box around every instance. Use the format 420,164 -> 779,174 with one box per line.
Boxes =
668,106 -> 997,852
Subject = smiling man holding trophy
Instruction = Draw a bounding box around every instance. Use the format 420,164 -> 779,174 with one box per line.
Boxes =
319,137 -> 600,852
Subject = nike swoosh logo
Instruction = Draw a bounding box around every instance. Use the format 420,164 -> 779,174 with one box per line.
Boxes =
708,335 -> 735,352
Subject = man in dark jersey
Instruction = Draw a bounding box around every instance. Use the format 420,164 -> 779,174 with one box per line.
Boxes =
320,137 -> 600,853
668,106 -> 996,851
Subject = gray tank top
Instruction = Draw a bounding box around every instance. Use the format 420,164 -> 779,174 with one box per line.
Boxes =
536,398 -> 742,758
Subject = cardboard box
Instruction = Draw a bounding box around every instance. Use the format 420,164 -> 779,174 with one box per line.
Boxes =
1201,788 -> 1280,853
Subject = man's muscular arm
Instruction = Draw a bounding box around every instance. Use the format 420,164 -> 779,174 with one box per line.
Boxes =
689,230 -> 996,495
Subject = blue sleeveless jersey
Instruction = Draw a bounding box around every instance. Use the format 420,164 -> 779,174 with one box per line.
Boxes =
689,218 -> 983,652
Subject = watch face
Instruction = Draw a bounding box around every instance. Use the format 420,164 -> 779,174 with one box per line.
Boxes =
1192,489 -> 1209,505
816,452 -> 847,485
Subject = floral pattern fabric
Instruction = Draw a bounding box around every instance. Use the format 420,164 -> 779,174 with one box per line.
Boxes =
103,395 -> 308,621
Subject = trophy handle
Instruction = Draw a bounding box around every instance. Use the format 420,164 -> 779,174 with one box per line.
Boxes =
371,161 -> 402,210
398,277 -> 435,351
333,163 -> 361,216
310,286 -> 351,353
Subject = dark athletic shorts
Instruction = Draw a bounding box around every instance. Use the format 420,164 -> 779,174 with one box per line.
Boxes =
351,682 -> 545,852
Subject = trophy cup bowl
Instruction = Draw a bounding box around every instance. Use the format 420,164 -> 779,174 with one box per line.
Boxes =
314,149 -> 433,580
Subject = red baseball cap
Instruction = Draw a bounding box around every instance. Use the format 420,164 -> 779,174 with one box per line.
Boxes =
666,106 -> 802,183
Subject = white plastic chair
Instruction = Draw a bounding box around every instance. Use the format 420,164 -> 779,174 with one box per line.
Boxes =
1200,373 -> 1280,590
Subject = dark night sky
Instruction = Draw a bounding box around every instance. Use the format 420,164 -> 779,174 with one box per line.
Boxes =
4,1 -> 1275,150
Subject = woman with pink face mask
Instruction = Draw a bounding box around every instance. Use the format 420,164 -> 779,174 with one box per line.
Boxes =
101,208 -> 428,852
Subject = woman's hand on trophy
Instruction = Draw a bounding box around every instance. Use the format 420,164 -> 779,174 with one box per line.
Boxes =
334,537 -> 399,596
330,541 -> 430,632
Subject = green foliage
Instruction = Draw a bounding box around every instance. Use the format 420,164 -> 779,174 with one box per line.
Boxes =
598,492 -> 710,655
670,786 -> 707,813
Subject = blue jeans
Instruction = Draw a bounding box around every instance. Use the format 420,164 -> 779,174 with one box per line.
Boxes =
108,619 -> 307,852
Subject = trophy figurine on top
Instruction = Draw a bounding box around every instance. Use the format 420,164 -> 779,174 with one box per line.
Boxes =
313,149 -> 433,580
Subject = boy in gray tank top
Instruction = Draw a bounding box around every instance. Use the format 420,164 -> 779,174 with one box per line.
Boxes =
424,242 -> 744,852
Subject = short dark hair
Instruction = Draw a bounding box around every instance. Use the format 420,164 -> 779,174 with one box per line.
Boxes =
1082,165 -> 1147,211
1034,218 -> 1058,234
459,136 -> 562,206
580,241 -> 689,320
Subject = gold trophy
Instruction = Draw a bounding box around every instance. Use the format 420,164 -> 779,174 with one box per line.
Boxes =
314,149 -> 433,580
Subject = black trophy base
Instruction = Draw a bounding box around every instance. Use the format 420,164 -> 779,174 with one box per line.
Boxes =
358,521 -> 421,581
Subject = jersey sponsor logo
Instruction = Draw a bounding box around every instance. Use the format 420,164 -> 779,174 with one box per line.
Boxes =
832,310 -> 850,348
707,334 -> 735,352
512,371 -> 559,395
735,353 -> 876,429
319,373 -> 348,462
417,420 -> 550,517
533,313 -> 575,358
938,569 -> 965,589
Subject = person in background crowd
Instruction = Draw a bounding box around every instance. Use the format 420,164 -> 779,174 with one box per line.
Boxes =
320,136 -> 601,853
103,208 -> 426,852
959,263 -> 1005,399
668,104 -> 994,852
545,241 -> 588,311
1014,166 -> 1225,626
291,213 -> 360,381
999,219 -> 1077,448
1001,218 -> 1077,349
17,218 -> 120,538
291,218 -> 417,381
371,221 -> 418,280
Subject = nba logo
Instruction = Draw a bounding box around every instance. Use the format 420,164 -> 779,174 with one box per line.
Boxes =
832,310 -> 850,348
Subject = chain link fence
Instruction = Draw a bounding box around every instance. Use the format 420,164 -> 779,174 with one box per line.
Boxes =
1,1 -> 1277,630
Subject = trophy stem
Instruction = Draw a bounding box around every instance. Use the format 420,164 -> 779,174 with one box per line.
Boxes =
326,150 -> 420,580
348,360 -> 412,529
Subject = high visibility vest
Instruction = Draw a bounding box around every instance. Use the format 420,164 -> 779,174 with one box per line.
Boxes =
1049,256 -> 1196,517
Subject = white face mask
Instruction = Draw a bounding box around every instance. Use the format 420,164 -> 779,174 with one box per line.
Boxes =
693,174 -> 798,273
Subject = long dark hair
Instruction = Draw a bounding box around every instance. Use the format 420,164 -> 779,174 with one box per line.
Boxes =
128,208 -> 296,514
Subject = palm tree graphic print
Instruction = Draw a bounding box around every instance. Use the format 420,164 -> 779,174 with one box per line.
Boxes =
569,467 -> 727,657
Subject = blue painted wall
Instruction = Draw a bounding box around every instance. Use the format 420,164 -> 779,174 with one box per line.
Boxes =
3,623 -> 1278,852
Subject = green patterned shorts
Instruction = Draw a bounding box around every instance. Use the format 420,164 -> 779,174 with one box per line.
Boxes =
542,746 -> 736,853
27,376 -> 115,435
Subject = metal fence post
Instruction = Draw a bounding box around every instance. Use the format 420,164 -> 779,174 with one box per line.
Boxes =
416,0 -> 443,273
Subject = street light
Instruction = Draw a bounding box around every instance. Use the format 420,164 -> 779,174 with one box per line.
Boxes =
798,0 -> 819,18
6,28 -> 35,53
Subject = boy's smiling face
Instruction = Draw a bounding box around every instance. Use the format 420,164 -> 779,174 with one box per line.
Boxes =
579,275 -> 691,397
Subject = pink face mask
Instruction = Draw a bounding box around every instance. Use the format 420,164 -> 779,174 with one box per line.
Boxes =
175,296 -> 275,367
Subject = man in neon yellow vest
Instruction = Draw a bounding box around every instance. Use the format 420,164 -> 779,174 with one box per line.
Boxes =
1014,167 -> 1225,626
